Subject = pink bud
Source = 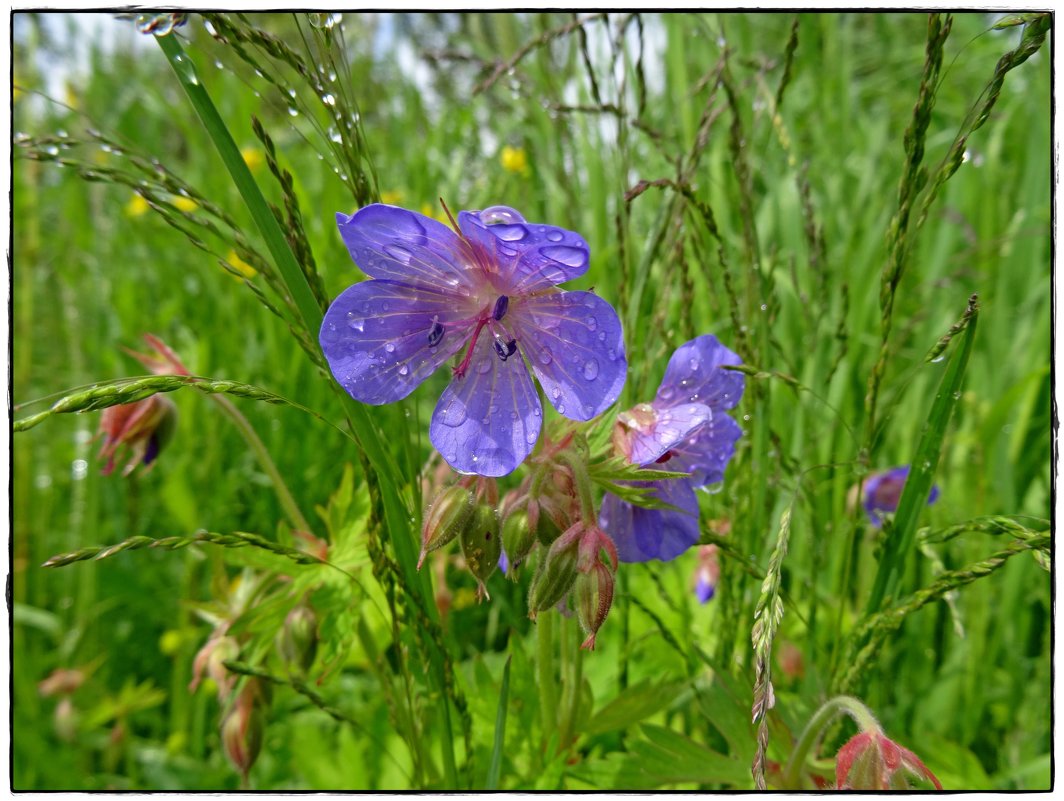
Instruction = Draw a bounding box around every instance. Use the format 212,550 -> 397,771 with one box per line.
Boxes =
97,394 -> 177,476
835,730 -> 942,790
221,680 -> 266,783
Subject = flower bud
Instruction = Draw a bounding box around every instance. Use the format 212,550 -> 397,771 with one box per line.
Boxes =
419,485 -> 475,569
501,508 -> 536,575
535,509 -> 563,547
460,504 -> 501,598
276,603 -> 318,675
528,524 -> 582,615
574,561 -> 614,650
54,696 -> 78,743
835,730 -> 942,790
221,680 -> 266,783
97,394 -> 177,476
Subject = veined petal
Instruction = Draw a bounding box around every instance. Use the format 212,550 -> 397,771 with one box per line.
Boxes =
666,412 -> 743,488
599,478 -> 701,563
320,280 -> 470,404
430,331 -> 542,477
626,402 -> 713,466
656,334 -> 744,412
510,290 -> 626,421
337,204 -> 476,293
458,207 -> 590,294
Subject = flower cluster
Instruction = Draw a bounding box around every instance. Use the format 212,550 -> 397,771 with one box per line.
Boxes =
320,203 -> 627,477
321,203 -> 746,644
600,335 -> 745,562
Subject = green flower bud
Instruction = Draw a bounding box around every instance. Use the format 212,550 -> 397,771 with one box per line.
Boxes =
460,504 -> 501,596
527,524 -> 582,615
535,510 -> 563,547
419,485 -> 475,569
276,604 -> 318,675
501,508 -> 536,575
574,562 -> 614,650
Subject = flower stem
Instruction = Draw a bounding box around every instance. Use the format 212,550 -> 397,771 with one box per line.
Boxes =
210,394 -> 312,535
781,695 -> 881,788
537,609 -> 559,752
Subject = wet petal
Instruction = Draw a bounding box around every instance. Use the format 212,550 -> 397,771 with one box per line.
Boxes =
458,207 -> 590,294
656,334 -> 744,412
510,290 -> 626,421
667,412 -> 743,488
320,279 -> 470,404
430,331 -> 542,477
627,402 -> 713,466
337,205 -> 476,293
599,478 -> 701,563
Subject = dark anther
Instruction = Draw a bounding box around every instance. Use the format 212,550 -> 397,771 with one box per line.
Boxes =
492,295 -> 510,321
655,450 -> 675,464
427,320 -> 445,347
493,338 -> 518,362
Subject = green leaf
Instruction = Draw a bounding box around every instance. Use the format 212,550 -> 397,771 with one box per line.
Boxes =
866,297 -> 978,613
584,679 -> 684,736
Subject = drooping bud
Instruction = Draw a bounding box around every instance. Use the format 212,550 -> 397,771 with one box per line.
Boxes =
574,561 -> 615,650
501,507 -> 536,576
97,394 -> 177,476
419,485 -> 475,569
535,508 -> 563,547
460,503 -> 501,599
835,730 -> 942,790
221,680 -> 266,784
54,696 -> 78,743
275,603 -> 318,675
527,523 -> 583,615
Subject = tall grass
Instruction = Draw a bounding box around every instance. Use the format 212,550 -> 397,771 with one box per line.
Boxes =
12,11 -> 1051,790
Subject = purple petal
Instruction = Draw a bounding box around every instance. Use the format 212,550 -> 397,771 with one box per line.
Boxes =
599,478 -> 701,563
337,205 -> 476,293
321,280 -> 470,404
509,290 -> 627,420
656,334 -> 744,412
862,465 -> 940,526
430,330 -> 542,477
665,412 -> 743,488
694,574 -> 716,604
627,402 -> 713,467
457,207 -> 590,294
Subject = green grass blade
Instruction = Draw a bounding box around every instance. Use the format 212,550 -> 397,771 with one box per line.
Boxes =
865,295 -> 979,614
485,654 -> 512,790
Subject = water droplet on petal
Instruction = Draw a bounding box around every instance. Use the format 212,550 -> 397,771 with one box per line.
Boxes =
541,245 -> 586,268
384,244 -> 412,263
551,387 -> 561,399
385,343 -> 395,353
440,400 -> 467,427
491,224 -> 528,242
545,229 -> 564,242
585,316 -> 598,331
689,358 -> 700,371
557,403 -> 566,414
659,386 -> 675,402
480,206 -> 525,225
346,312 -> 365,332
583,359 -> 600,381
526,431 -> 538,444
538,348 -> 553,366
398,364 -> 410,376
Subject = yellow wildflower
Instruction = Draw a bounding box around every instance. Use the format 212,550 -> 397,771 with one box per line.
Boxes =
241,146 -> 264,172
380,189 -> 404,205
226,250 -> 258,280
419,202 -> 450,225
501,145 -> 530,177
125,193 -> 150,217
173,196 -> 198,213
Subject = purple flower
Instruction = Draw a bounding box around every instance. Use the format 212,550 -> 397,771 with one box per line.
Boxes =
862,465 -> 940,527
320,204 -> 627,477
599,335 -> 744,563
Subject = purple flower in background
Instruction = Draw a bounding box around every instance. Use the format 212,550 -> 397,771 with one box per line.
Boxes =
861,465 -> 940,527
693,544 -> 720,604
320,204 -> 627,477
599,335 -> 744,562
